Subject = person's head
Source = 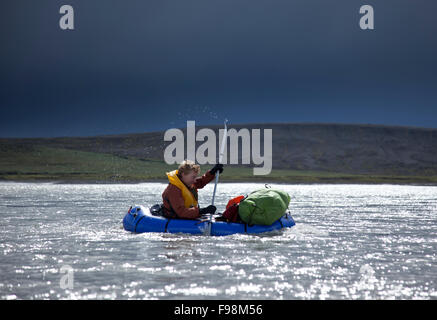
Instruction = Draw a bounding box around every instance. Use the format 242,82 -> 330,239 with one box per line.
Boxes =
177,160 -> 200,186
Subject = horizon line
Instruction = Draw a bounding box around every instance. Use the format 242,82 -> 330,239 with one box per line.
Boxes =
1,121 -> 437,140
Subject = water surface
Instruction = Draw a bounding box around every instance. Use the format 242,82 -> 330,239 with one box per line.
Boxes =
0,182 -> 436,299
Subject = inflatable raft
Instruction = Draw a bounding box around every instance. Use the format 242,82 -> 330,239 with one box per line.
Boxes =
123,205 -> 296,236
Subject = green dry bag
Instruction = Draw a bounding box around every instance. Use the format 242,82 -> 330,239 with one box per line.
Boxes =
238,188 -> 291,225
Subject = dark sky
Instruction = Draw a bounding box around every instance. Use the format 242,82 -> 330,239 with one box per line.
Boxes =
1,0 -> 436,137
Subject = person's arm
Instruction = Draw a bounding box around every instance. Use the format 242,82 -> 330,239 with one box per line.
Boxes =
193,164 -> 223,189
166,186 -> 200,219
193,170 -> 215,189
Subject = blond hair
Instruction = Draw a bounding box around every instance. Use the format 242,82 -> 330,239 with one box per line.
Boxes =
178,160 -> 200,175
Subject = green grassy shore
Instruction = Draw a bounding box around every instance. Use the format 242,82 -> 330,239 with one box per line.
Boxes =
1,145 -> 436,185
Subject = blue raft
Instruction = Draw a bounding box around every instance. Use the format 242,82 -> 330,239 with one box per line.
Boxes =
123,205 -> 296,236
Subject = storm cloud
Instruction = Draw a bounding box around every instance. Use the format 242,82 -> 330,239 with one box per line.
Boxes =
1,0 -> 436,137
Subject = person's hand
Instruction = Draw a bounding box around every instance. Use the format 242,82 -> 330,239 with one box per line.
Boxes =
210,163 -> 224,175
199,205 -> 216,215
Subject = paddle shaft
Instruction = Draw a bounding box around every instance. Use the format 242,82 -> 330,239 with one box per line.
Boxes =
211,171 -> 220,206
210,120 -> 228,217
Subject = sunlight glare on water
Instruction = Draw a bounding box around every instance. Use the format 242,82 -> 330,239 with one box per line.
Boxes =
0,182 -> 436,299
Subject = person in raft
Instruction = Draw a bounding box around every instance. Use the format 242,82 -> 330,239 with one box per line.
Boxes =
162,160 -> 224,219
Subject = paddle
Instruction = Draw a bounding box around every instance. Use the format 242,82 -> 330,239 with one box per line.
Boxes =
207,119 -> 228,230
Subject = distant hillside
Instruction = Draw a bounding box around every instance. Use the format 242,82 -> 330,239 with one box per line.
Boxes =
1,123 -> 437,183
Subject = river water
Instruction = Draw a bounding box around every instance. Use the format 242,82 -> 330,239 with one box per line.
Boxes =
0,182 -> 436,300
